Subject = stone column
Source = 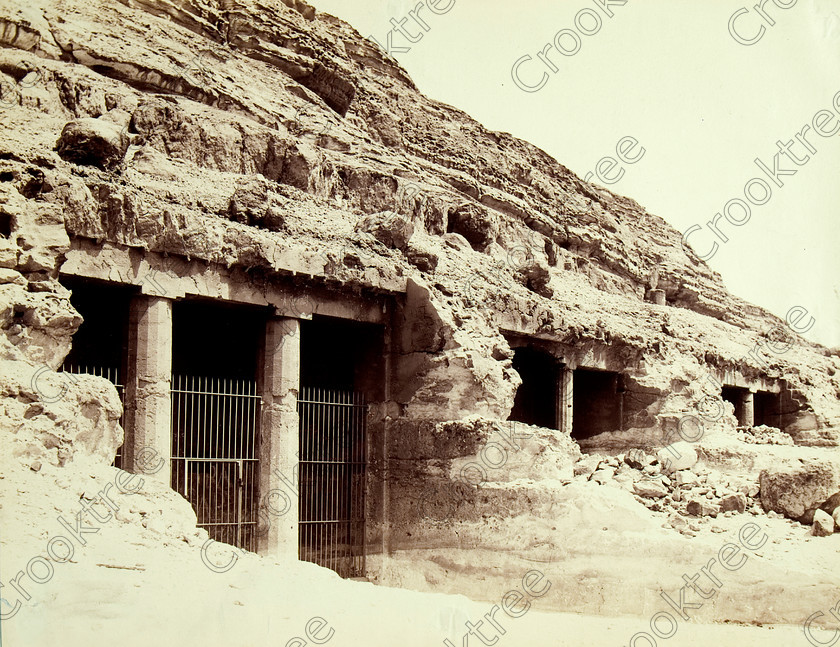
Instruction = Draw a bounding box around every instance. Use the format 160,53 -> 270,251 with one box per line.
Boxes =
742,390 -> 755,427
556,364 -> 574,435
257,316 -> 301,561
650,289 -> 667,306
123,295 -> 173,483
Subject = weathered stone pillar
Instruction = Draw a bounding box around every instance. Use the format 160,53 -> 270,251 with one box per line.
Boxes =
257,316 -> 301,561
742,390 -> 755,427
650,289 -> 666,306
556,364 -> 574,435
124,295 -> 173,483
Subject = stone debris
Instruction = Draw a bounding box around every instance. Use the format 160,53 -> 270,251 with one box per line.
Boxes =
720,493 -> 747,514
686,499 -> 720,518
656,442 -> 699,474
633,481 -> 668,499
812,509 -> 835,536
735,425 -> 795,445
571,449 -> 768,536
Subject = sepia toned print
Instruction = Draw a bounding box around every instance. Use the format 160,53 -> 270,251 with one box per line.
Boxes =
0,0 -> 838,645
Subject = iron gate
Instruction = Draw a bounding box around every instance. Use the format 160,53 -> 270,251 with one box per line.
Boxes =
61,363 -> 125,468
297,387 -> 367,578
170,375 -> 260,551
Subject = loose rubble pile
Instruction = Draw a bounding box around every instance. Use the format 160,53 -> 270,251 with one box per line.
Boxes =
734,424 -> 795,445
572,435 -> 840,538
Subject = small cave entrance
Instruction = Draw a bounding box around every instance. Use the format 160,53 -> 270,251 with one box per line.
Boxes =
61,276 -> 135,377
170,298 -> 266,552
755,390 -> 782,428
61,276 -> 136,374
572,368 -> 623,440
721,386 -> 750,426
509,346 -> 558,429
0,211 -> 13,238
60,276 -> 136,466
299,315 -> 384,578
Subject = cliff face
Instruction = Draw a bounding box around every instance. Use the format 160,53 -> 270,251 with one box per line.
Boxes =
0,0 -> 838,437
2,0 -> 838,445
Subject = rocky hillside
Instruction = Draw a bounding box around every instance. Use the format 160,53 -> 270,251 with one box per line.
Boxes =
0,0 -> 839,445
0,0 -> 752,313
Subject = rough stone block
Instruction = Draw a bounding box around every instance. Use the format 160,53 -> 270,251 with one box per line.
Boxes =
760,460 -> 840,521
686,498 -> 719,517
356,211 -> 415,251
657,442 -> 698,474
812,509 -> 835,536
675,470 -> 699,487
634,481 -> 668,499
720,493 -> 747,514
56,117 -> 129,170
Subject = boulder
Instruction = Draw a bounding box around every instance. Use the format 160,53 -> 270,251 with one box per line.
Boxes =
674,470 -> 699,487
642,463 -> 660,478
633,481 -> 668,499
591,469 -> 614,485
573,463 -> 591,478
812,509 -> 835,537
720,493 -> 747,514
228,175 -> 269,224
614,463 -> 641,485
0,269 -> 27,286
263,205 -> 285,231
442,232 -> 472,252
0,359 -> 123,468
666,514 -> 690,533
738,482 -> 760,498
759,460 -> 840,521
356,211 -> 414,251
624,449 -> 650,470
657,442 -> 698,474
820,491 -> 840,515
56,118 -> 129,170
833,507 -> 840,529
405,246 -> 439,272
686,498 -> 719,517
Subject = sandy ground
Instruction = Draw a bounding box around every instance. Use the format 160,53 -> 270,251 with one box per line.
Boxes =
2,453 -> 838,647
0,540 -> 821,647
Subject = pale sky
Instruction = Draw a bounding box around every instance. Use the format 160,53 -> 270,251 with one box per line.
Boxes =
309,0 -> 840,347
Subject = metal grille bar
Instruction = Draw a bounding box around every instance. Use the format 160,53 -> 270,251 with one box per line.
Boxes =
298,387 -> 367,578
61,363 -> 125,468
170,374 -> 261,552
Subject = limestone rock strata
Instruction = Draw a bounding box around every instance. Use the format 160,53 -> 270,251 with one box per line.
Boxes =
0,1 -> 838,458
